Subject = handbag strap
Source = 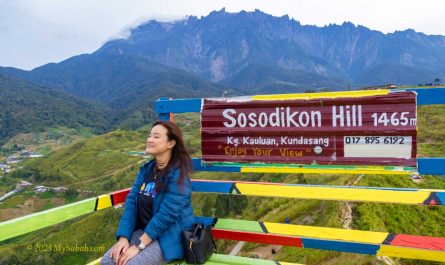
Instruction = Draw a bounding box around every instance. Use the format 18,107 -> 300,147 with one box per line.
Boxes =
189,223 -> 202,265
192,223 -> 203,236
188,236 -> 198,265
212,238 -> 218,253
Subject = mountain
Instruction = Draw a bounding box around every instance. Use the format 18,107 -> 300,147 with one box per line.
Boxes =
0,52 -> 229,130
0,72 -> 111,144
221,63 -> 347,94
96,9 -> 445,86
2,8 -> 445,141
3,9 -> 445,105
354,63 -> 440,86
0,53 -> 226,106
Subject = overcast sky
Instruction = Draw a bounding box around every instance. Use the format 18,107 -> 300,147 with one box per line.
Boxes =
1,0 -> 444,70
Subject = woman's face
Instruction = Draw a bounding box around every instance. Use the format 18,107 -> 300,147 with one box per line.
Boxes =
145,124 -> 176,156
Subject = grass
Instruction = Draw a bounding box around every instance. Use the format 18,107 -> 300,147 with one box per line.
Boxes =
37,191 -> 57,200
2,126 -> 95,156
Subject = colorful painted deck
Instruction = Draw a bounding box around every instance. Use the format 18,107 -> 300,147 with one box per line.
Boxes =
197,217 -> 445,263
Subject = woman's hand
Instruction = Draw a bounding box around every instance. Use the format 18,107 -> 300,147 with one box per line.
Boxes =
110,237 -> 129,264
117,245 -> 139,265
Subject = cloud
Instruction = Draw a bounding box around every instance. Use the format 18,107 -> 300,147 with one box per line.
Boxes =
1,0 -> 445,70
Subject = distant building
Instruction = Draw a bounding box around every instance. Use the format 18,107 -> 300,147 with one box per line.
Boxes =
19,181 -> 33,188
360,84 -> 397,90
54,187 -> 68,193
6,156 -> 21,164
1,164 -> 11,173
20,150 -> 31,156
35,185 -> 48,193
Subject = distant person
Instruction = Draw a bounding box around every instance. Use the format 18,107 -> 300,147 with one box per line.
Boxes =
101,121 -> 195,265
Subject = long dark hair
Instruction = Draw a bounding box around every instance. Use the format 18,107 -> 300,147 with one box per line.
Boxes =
152,121 -> 192,189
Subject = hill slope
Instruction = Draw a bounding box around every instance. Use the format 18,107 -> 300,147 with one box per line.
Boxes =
0,53 -> 230,132
0,73 -> 111,144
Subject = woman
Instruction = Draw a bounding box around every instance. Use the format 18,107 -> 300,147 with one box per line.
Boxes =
101,121 -> 195,265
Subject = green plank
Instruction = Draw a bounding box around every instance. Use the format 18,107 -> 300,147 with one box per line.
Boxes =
172,254 -> 299,265
207,254 -> 277,264
0,198 -> 97,241
215,219 -> 264,233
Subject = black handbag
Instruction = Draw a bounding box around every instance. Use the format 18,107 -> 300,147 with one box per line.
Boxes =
182,222 -> 216,264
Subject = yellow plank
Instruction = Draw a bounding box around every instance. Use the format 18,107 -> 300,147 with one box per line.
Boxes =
264,222 -> 388,244
377,245 -> 445,262
251,90 -> 390,101
86,257 -> 102,265
235,183 -> 431,205
96,195 -> 112,211
240,166 -> 411,175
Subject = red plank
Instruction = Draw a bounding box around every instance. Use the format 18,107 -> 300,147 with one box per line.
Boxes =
212,229 -> 303,247
390,234 -> 445,250
110,188 -> 130,205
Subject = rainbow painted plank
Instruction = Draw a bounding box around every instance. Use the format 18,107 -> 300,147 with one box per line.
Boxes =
3,180 -> 444,242
191,179 -> 445,206
0,189 -> 131,242
192,158 -> 445,176
86,254 -> 304,265
155,88 -> 445,114
192,158 -> 418,175
197,217 -> 445,263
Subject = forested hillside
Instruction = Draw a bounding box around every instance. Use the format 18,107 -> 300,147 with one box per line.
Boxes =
0,73 -> 111,145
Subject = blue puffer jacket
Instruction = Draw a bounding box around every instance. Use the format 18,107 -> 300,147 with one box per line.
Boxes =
115,159 -> 195,262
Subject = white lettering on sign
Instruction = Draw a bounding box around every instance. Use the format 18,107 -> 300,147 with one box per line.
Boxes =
332,105 -> 362,127
222,105 -> 415,129
222,107 -> 322,128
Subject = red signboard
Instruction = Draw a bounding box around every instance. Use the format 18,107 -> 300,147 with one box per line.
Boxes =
201,91 -> 417,166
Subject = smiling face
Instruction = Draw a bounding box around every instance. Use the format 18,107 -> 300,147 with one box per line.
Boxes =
145,124 -> 176,156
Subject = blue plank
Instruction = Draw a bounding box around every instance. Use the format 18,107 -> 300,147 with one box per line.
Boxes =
400,87 -> 445,105
192,158 -> 241,172
301,238 -> 380,255
436,192 -> 445,205
192,158 -> 445,175
192,180 -> 234,193
154,88 -> 445,114
418,158 -> 445,175
155,98 -> 201,114
195,216 -> 217,227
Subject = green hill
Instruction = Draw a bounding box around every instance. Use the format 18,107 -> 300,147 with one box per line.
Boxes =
17,129 -> 151,192
0,73 -> 111,145
0,53 -> 231,134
